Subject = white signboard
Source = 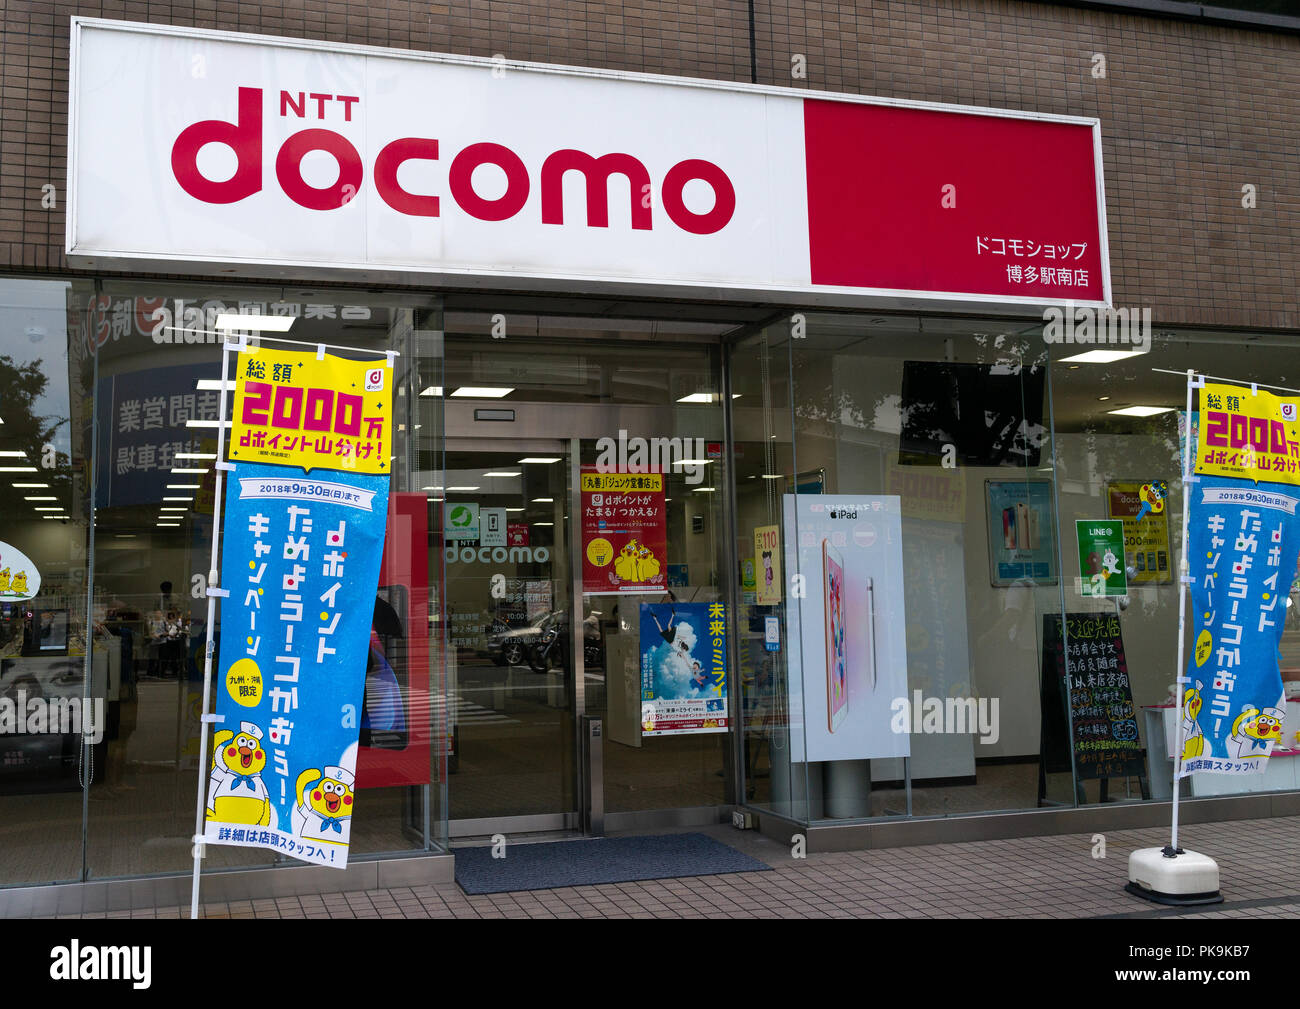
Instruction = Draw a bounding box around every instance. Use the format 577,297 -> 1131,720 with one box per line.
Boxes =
66,19 -> 1110,310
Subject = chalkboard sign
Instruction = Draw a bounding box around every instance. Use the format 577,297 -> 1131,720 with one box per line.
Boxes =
1040,612 -> 1144,781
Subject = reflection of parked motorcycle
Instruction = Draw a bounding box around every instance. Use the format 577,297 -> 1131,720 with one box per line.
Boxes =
528,611 -> 603,673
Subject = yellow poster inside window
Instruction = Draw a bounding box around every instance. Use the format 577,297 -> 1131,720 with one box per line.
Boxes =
229,347 -> 392,475
1106,480 -> 1172,585
1195,382 -> 1300,486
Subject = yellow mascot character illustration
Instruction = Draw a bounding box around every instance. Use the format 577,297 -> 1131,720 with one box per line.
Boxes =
1180,681 -> 1206,761
9,571 -> 28,596
614,540 -> 641,582
635,543 -> 661,581
294,765 -> 355,846
0,568 -> 9,592
1229,706 -> 1285,759
207,721 -> 272,826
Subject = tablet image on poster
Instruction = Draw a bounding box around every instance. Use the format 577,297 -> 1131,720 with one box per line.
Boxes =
784,494 -> 909,762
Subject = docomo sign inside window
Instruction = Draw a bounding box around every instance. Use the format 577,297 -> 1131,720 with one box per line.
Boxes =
171,87 -> 736,234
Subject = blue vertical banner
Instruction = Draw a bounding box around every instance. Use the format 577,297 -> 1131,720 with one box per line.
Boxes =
204,346 -> 393,867
1182,382 -> 1300,776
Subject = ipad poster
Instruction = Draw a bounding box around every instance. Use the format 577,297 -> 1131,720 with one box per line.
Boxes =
782,493 -> 910,763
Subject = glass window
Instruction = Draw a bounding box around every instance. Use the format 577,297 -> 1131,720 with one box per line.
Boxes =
0,276 -> 95,886
1050,326 -> 1300,805
81,281 -> 445,880
735,312 -> 1064,822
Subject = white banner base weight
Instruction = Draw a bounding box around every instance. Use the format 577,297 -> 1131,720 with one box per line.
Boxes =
1125,847 -> 1223,907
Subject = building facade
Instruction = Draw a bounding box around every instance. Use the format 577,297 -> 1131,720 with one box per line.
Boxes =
0,0 -> 1298,909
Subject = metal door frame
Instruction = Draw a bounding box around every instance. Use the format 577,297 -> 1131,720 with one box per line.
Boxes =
443,437 -> 590,838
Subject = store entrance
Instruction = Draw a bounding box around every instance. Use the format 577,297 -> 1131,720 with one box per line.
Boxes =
442,438 -> 578,835
440,319 -> 734,838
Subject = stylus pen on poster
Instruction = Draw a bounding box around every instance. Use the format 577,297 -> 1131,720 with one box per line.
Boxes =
1150,367 -> 1300,396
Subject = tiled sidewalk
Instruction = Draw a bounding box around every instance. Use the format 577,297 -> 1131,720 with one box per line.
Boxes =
61,815 -> 1300,919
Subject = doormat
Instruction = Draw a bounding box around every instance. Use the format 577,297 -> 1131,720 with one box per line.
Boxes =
453,832 -> 772,894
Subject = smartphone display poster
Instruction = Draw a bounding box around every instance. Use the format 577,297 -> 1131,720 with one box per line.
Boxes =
783,494 -> 909,763
754,524 -> 782,604
1075,519 -> 1128,597
581,467 -> 668,595
984,480 -> 1056,586
639,602 -> 728,736
1106,480 -> 1172,585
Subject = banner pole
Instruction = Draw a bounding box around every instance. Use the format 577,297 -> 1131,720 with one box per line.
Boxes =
189,342 -> 235,919
1168,367 -> 1197,853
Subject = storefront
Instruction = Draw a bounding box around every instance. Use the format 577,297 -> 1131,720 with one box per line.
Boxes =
1,14 -> 1297,907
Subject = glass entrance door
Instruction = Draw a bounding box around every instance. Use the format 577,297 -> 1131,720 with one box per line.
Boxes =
440,315 -> 735,837
443,440 -> 577,832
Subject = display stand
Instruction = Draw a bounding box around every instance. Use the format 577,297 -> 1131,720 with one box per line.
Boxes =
186,325 -> 399,920
1125,368 -> 1222,905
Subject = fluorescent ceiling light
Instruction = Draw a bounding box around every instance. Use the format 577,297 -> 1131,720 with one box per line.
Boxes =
0,450 -> 27,458
1107,405 -> 1176,417
156,523 -> 180,528
761,474 -> 783,479
420,486 -> 444,492
195,379 -> 235,391
12,483 -> 49,488
164,496 -> 194,501
673,459 -> 711,466
446,485 -> 479,492
450,387 -> 513,398
171,467 -> 207,474
676,393 -> 741,403
532,497 -> 554,503
534,522 -> 554,527
518,457 -> 560,464
176,452 -> 217,460
214,313 -> 296,332
24,496 -> 56,501
34,506 -> 64,511
42,515 -> 63,520
1058,349 -> 1149,364
483,471 -> 520,478
167,484 -> 201,490
160,506 -> 189,512
506,507 -> 525,513
419,386 -> 444,397
692,487 -> 716,493
186,419 -> 231,428
0,466 -> 37,473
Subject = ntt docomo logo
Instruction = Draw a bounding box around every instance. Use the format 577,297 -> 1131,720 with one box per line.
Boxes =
170,87 -> 737,234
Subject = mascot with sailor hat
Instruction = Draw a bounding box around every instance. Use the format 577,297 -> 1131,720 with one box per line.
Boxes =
293,765 -> 356,846
207,720 -> 273,827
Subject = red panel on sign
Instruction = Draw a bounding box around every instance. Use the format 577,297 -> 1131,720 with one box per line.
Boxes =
803,100 -> 1105,302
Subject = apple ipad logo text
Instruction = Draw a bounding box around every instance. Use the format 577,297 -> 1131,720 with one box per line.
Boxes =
890,691 -> 999,744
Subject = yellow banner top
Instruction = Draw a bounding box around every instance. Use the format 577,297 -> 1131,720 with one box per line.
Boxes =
580,472 -> 663,493
229,347 -> 392,474
1195,382 -> 1300,486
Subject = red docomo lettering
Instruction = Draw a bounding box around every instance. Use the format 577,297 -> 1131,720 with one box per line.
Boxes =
170,87 -> 735,234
